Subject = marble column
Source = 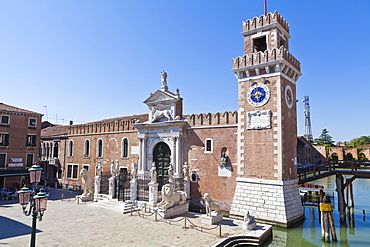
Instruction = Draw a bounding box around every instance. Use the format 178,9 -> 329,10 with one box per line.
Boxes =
130,179 -> 137,202
171,137 -> 177,177
108,177 -> 115,199
94,176 -> 101,201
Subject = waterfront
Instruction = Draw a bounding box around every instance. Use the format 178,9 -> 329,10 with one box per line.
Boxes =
269,175 -> 370,246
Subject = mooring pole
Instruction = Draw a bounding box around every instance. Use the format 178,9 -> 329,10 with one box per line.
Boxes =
336,174 -> 346,223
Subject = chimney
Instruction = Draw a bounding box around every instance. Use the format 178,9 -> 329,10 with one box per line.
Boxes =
69,120 -> 73,125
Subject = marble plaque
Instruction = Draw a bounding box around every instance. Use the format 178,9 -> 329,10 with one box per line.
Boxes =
247,110 -> 271,130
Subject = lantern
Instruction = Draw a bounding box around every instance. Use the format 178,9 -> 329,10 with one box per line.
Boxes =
28,164 -> 42,183
18,187 -> 31,205
33,190 -> 48,212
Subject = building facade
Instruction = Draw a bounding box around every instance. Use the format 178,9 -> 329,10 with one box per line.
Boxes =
0,103 -> 43,188
41,11 -> 304,226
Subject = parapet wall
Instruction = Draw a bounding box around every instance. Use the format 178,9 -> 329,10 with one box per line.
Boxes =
68,115 -> 148,135
187,111 -> 238,127
242,11 -> 289,33
232,46 -> 300,71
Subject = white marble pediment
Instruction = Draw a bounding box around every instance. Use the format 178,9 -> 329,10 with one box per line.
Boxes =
144,90 -> 178,106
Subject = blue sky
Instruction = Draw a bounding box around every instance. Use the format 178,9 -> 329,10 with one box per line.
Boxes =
0,0 -> 369,142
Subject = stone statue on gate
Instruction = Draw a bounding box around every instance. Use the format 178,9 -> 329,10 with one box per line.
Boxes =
150,163 -> 157,183
95,162 -> 103,177
183,162 -> 189,180
161,70 -> 168,89
110,160 -> 119,177
168,163 -> 174,183
80,168 -> 94,196
220,152 -> 228,167
131,160 -> 137,181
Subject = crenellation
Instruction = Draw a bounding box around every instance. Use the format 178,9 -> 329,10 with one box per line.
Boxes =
187,111 -> 238,127
232,47 -> 300,71
242,11 -> 289,33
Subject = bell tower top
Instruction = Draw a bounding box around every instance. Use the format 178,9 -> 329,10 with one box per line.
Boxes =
242,11 -> 290,55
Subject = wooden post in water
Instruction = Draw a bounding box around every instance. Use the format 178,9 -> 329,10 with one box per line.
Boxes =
349,182 -> 354,207
336,174 -> 346,223
320,195 -> 337,242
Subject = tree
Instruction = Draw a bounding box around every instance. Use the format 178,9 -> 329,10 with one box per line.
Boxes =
349,136 -> 370,148
314,128 -> 334,146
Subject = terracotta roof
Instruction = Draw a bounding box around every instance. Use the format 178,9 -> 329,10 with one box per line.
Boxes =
41,125 -> 69,138
0,102 -> 43,116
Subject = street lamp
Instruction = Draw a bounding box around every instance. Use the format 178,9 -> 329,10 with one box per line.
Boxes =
18,164 -> 49,247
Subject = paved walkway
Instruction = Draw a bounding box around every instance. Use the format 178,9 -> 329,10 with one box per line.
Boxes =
0,189 -> 246,247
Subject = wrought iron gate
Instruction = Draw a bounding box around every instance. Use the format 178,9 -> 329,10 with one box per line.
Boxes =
117,169 -> 130,201
137,175 -> 150,201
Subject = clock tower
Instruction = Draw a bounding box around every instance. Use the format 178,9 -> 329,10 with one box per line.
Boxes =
230,11 -> 303,226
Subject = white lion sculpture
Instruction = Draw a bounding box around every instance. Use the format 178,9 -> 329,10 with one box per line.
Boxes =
204,193 -> 220,216
157,184 -> 187,210
80,168 -> 94,196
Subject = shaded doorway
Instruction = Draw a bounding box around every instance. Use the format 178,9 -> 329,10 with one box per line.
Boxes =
153,142 -> 171,190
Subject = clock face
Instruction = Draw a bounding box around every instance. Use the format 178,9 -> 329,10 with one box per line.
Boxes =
247,83 -> 270,107
285,85 -> 293,109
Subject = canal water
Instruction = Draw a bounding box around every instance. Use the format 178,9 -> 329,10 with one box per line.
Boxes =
268,175 -> 370,246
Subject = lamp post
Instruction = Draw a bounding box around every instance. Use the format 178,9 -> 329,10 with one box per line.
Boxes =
18,164 -> 49,247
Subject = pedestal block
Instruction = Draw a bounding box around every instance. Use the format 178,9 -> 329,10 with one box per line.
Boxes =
201,212 -> 223,225
158,203 -> 188,219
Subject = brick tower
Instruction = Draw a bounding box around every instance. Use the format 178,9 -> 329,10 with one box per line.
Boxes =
230,11 -> 303,226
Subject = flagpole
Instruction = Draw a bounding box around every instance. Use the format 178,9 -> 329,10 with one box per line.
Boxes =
264,0 -> 267,15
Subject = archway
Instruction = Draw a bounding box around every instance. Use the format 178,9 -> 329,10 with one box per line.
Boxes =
153,142 -> 171,190
345,153 -> 353,161
331,153 -> 338,161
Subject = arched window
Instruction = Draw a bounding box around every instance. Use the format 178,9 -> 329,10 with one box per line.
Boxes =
53,142 -> 59,158
84,139 -> 90,157
68,140 -> 74,157
331,153 -> 338,161
122,138 -> 128,158
97,139 -> 103,158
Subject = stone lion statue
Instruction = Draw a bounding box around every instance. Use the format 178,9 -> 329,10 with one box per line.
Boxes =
157,184 -> 187,210
80,168 -> 94,196
204,193 -> 220,216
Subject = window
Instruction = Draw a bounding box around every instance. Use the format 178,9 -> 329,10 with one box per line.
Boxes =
27,135 -> 36,147
68,140 -> 74,157
205,138 -> 213,153
0,154 -> 6,168
122,138 -> 128,158
191,172 -> 198,183
53,142 -> 59,158
28,118 -> 37,128
26,154 -> 34,167
84,139 -> 90,157
97,139 -> 103,158
83,164 -> 89,170
0,115 -> 9,125
0,133 -> 9,146
66,164 -> 79,179
253,36 -> 267,52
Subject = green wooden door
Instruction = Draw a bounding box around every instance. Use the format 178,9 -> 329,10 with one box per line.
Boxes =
153,142 -> 171,189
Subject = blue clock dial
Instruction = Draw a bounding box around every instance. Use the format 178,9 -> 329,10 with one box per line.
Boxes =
250,87 -> 266,103
247,83 -> 270,107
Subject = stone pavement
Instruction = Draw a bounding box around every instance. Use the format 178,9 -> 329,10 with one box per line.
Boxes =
0,188 -> 246,247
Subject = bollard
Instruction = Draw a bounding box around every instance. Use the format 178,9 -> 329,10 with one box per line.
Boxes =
184,217 -> 187,229
155,210 -> 157,222
219,225 -> 222,237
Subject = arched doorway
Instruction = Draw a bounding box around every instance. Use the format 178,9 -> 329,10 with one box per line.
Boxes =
153,142 -> 171,190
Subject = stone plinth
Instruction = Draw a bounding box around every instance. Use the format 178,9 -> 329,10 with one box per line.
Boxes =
201,212 -> 223,225
77,195 -> 93,202
230,177 -> 303,227
130,180 -> 137,202
148,182 -> 159,206
158,203 -> 188,219
94,176 -> 101,201
108,177 -> 115,199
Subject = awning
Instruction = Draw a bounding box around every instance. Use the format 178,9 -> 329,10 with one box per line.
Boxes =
0,170 -> 29,177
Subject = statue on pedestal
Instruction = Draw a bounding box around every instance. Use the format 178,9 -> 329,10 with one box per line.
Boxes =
95,162 -> 103,177
157,184 -> 187,210
150,163 -> 157,183
203,193 -> 220,216
80,168 -> 94,196
243,211 -> 257,230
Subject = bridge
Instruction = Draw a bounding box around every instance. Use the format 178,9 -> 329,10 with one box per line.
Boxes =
297,160 -> 370,184
297,160 -> 370,223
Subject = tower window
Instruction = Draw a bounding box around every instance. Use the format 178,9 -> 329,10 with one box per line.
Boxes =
253,36 -> 267,52
205,138 -> 213,153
